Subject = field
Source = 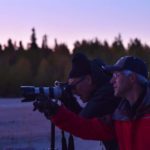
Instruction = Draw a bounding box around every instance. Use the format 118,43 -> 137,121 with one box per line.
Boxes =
0,98 -> 102,150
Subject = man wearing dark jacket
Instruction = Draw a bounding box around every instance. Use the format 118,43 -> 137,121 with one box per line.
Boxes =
66,53 -> 120,118
33,53 -> 121,150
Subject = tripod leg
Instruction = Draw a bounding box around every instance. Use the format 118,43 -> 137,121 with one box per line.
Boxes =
50,122 -> 56,150
61,130 -> 68,150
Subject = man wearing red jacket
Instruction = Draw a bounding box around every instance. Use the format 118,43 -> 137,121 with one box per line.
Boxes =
34,55 -> 150,150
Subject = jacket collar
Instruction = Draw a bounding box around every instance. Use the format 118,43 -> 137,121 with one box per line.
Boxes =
113,86 -> 150,121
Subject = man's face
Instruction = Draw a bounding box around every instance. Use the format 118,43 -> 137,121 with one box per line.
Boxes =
110,71 -> 132,97
68,75 -> 93,102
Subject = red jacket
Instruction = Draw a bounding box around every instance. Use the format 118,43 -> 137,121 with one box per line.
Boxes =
114,113 -> 150,150
51,87 -> 150,150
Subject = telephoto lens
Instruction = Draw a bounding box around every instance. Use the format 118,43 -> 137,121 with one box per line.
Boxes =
21,86 -> 38,102
20,82 -> 71,102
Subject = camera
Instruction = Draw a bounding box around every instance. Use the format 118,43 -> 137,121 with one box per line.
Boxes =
21,81 -> 72,102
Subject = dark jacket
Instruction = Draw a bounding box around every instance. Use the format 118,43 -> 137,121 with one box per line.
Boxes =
80,83 -> 120,150
80,83 -> 120,118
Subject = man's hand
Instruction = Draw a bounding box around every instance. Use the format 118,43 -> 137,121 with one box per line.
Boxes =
33,98 -> 59,119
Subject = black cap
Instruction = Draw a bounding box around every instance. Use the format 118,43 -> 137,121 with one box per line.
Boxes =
105,56 -> 148,78
68,52 -> 110,86
68,53 -> 91,78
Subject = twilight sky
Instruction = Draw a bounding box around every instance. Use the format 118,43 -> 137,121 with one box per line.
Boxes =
0,0 -> 150,51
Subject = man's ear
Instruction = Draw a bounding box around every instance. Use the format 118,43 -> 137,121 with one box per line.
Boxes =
86,75 -> 93,85
129,73 -> 137,83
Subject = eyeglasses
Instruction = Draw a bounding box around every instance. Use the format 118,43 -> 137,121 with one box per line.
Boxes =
112,72 -> 121,79
68,76 -> 85,90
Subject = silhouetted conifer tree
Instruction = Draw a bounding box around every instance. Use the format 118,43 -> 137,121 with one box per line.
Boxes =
74,41 -> 81,49
5,39 -> 15,52
0,44 -> 3,53
41,34 -> 53,55
54,42 -> 70,55
127,38 -> 150,70
111,34 -> 126,60
29,28 -> 38,50
128,38 -> 143,56
112,34 -> 125,51
18,41 -> 24,51
42,34 -> 48,49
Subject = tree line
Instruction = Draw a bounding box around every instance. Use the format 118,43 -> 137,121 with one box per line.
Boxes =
0,28 -> 150,97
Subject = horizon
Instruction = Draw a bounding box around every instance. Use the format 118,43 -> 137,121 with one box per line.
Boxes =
0,30 -> 149,51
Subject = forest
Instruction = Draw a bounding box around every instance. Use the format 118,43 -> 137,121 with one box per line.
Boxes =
0,28 -> 150,96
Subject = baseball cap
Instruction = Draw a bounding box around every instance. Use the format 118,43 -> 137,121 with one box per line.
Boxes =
105,56 -> 148,78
